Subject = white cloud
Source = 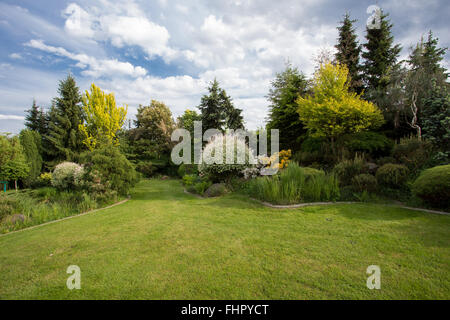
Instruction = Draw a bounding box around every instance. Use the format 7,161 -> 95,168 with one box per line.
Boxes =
0,114 -> 25,120
63,1 -> 176,61
25,39 -> 147,78
9,53 -> 22,59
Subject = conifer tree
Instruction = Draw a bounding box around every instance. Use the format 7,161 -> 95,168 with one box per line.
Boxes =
335,13 -> 363,93
45,74 -> 85,164
24,99 -> 40,132
266,63 -> 309,151
362,10 -> 402,92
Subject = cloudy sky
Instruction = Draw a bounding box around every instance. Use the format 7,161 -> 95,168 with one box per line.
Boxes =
0,0 -> 448,133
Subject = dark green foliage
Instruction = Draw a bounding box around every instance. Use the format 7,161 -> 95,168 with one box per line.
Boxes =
335,13 -> 363,93
194,181 -> 213,196
333,155 -> 366,186
392,136 -> 433,173
204,183 -> 227,197
362,10 -> 402,92
199,79 -> 244,132
45,74 -> 85,165
352,173 -> 377,193
376,163 -> 409,188
135,161 -> 156,178
80,145 -> 139,195
266,63 -> 309,151
412,165 -> 450,208
421,82 -> 450,162
337,132 -> 393,158
24,100 -> 47,136
177,164 -> 198,178
19,129 -> 43,186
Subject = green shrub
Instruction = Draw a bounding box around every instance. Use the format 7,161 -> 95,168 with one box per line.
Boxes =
376,164 -> 409,188
377,156 -> 396,166
38,172 -> 52,187
412,165 -> 450,208
51,162 -> 84,190
392,136 -> 433,173
301,167 -> 325,180
351,174 -> 377,193
80,146 -> 139,195
333,154 -> 366,186
338,132 -> 393,158
247,162 -> 339,204
178,164 -> 198,178
182,174 -> 197,186
204,183 -> 228,197
136,161 -> 156,177
194,181 -> 213,195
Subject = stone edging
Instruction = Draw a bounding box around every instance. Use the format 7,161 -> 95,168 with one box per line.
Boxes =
251,198 -> 450,215
0,197 -> 130,238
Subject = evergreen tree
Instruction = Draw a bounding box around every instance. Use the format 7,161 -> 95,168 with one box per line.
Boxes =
45,74 -> 85,164
335,13 -> 363,93
362,10 -> 402,92
198,79 -> 244,133
266,63 -> 309,151
19,129 -> 43,186
24,99 -> 40,132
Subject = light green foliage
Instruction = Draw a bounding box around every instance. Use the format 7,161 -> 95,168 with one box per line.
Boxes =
248,162 -> 340,204
0,134 -> 30,186
412,164 -> 450,209
79,83 -> 128,150
297,63 -> 384,150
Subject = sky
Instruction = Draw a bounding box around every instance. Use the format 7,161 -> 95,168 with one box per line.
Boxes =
0,0 -> 449,134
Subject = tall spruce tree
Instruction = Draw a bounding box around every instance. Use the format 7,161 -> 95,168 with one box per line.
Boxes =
24,99 -> 40,132
335,13 -> 363,93
266,63 -> 309,151
198,79 -> 244,133
45,74 -> 85,164
362,10 -> 402,93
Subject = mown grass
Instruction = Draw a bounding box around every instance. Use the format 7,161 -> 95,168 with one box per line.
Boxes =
0,179 -> 449,299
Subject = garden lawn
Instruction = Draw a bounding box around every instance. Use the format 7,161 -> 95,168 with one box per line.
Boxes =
0,179 -> 449,299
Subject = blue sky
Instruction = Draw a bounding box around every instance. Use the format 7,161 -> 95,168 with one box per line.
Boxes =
0,0 -> 449,133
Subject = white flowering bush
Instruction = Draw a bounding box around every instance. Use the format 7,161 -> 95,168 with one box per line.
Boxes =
199,134 -> 257,182
51,162 -> 84,190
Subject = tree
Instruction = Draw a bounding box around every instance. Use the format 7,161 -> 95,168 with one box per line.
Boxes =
0,134 -> 30,190
132,100 -> 175,155
404,31 -> 448,139
335,13 -> 363,93
296,63 -> 384,153
46,74 -> 85,163
362,10 -> 402,93
19,129 -> 43,186
79,83 -> 128,150
266,63 -> 309,151
177,109 -> 202,135
421,81 -> 450,162
24,100 -> 40,131
198,79 -> 244,133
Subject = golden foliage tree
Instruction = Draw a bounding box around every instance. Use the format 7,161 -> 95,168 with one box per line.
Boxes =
297,63 -> 384,152
79,84 -> 128,150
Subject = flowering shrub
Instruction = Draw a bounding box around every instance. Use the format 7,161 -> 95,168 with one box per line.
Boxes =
199,134 -> 257,182
51,162 -> 84,190
258,149 -> 292,170
38,172 -> 52,186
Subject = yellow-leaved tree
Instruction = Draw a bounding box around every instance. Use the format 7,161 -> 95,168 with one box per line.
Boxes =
297,63 -> 384,153
79,84 -> 128,150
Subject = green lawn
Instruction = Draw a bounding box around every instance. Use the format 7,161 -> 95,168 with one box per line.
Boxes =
0,179 -> 449,299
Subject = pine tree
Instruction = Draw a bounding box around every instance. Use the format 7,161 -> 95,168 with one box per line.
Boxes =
335,13 -> 363,93
266,63 -> 309,151
45,74 -> 85,164
24,99 -> 41,132
362,10 -> 402,92
198,79 -> 244,133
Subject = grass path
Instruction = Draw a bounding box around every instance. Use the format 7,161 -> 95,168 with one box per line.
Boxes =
0,179 -> 449,299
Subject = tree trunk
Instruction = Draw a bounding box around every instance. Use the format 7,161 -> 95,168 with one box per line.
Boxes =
14,180 -> 17,191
